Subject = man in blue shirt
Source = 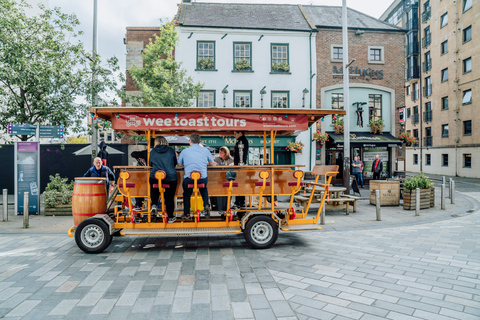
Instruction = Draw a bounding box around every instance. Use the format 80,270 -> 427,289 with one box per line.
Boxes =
83,157 -> 115,187
178,133 -> 216,219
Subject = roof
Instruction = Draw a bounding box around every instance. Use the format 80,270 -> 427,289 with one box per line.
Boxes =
300,5 -> 403,31
177,3 -> 313,32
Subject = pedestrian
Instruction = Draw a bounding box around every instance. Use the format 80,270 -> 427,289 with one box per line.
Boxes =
352,156 -> 365,188
371,155 -> 383,180
83,157 -> 115,190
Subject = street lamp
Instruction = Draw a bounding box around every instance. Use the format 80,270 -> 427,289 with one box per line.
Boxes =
222,85 -> 229,107
260,86 -> 266,108
302,88 -> 309,108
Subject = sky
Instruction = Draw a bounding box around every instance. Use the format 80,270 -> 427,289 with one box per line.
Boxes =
46,0 -> 394,81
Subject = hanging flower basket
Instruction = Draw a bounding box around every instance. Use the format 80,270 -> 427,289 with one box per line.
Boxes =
286,141 -> 304,154
398,132 -> 417,146
313,132 -> 329,149
369,117 -> 384,134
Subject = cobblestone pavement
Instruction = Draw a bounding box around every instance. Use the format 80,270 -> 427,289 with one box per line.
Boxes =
0,192 -> 479,319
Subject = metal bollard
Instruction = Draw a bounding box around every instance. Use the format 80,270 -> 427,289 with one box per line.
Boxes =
451,181 -> 455,204
375,190 -> 381,221
23,192 -> 29,229
442,176 -> 446,185
320,202 -> 325,225
415,188 -> 420,216
449,178 -> 453,199
441,184 -> 445,210
3,189 -> 7,221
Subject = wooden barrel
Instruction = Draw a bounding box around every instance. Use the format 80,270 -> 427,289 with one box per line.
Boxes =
72,177 -> 107,226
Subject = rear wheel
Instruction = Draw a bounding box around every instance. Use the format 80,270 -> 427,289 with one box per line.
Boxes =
244,215 -> 278,249
75,218 -> 111,254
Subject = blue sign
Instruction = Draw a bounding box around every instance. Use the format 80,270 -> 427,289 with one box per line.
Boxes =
8,123 -> 37,135
15,142 -> 39,214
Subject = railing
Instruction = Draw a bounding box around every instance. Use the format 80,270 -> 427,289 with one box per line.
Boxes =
422,34 -> 431,48
407,66 -> 420,81
406,19 -> 419,31
411,89 -> 419,101
406,42 -> 420,57
422,9 -> 431,23
413,113 -> 419,125
423,110 -> 432,123
424,136 -> 432,147
423,85 -> 432,97
422,59 -> 431,72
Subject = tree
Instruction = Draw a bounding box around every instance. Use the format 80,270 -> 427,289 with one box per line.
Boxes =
0,0 -> 122,141
125,20 -> 203,107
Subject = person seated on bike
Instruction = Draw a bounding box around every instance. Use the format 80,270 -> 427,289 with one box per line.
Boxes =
177,133 -> 216,219
212,146 -> 234,216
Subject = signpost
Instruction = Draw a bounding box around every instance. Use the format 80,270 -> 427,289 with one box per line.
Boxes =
8,124 -> 64,139
39,125 -> 64,139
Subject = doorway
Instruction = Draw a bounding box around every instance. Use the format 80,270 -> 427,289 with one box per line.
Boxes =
325,150 -> 343,184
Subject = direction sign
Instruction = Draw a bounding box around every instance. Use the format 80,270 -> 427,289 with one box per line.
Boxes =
39,125 -> 64,138
8,123 -> 37,136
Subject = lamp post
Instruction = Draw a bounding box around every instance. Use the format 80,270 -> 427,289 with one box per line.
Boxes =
91,0 -> 98,160
260,86 -> 266,108
302,88 -> 309,108
222,85 -> 229,107
342,0 -> 351,194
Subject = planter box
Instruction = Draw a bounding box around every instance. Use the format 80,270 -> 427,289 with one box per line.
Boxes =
45,204 -> 72,216
369,180 -> 400,206
403,188 -> 434,210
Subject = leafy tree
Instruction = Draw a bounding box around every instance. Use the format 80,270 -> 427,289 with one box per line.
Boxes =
0,0 -> 122,141
125,20 -> 203,107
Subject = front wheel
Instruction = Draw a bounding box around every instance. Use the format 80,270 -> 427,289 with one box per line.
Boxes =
244,215 -> 278,249
75,218 -> 112,254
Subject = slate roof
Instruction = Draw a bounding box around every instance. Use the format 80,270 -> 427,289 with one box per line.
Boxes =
177,3 -> 313,32
303,5 -> 403,31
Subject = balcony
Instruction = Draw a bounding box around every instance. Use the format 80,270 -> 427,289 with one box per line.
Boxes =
406,19 -> 419,31
423,110 -> 432,123
422,34 -> 431,48
422,59 -> 431,72
406,42 -> 420,57
407,66 -> 420,81
413,113 -> 419,125
424,136 -> 433,147
422,10 -> 431,23
411,90 -> 419,101
423,85 -> 432,97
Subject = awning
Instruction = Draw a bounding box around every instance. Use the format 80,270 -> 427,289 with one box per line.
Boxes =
326,132 -> 402,148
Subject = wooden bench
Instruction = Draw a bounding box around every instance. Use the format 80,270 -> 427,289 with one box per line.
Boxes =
294,194 -> 318,212
317,197 -> 355,215
340,195 -> 359,212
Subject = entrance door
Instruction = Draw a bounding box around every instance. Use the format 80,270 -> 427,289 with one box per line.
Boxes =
325,150 -> 343,184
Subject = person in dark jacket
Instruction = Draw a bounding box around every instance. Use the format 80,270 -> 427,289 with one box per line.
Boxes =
371,155 -> 383,180
149,136 -> 178,223
83,157 -> 115,187
233,131 -> 249,208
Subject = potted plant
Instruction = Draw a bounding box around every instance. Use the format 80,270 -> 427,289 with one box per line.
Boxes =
369,117 -> 384,134
333,115 -> 344,135
286,141 -> 304,154
197,58 -> 214,70
271,62 -> 290,72
403,173 -> 434,210
313,132 -> 329,148
398,132 -> 417,146
234,59 -> 251,71
44,174 -> 74,216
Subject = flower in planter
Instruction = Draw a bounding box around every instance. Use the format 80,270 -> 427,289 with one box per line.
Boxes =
271,62 -> 290,72
198,58 -> 214,70
234,59 -> 251,71
398,132 -> 417,146
286,141 -> 304,153
369,117 -> 384,134
313,132 -> 329,149
333,115 -> 344,135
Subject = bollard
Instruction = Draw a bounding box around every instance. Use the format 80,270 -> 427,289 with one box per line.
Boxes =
441,184 -> 445,210
3,189 -> 7,221
451,181 -> 455,204
320,202 -> 325,225
23,192 -> 29,229
375,190 -> 381,221
449,178 -> 453,199
415,188 -> 420,216
442,176 -> 445,185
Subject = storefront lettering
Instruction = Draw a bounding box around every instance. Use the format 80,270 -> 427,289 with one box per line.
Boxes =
333,66 -> 384,80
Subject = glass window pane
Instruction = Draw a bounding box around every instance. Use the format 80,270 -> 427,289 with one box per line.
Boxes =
464,0 -> 472,12
462,90 -> 472,104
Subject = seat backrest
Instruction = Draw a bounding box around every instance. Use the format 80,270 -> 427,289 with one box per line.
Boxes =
312,165 -> 339,177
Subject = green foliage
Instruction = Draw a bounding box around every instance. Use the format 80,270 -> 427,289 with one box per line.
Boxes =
44,174 -> 74,208
272,62 -> 290,72
234,59 -> 251,71
125,20 -> 203,108
403,173 -> 433,190
198,58 -> 214,70
0,0 -> 122,141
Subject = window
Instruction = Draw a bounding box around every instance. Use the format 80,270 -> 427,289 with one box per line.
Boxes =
464,0 -> 472,12
464,154 -> 472,168
407,108 -> 411,118
271,91 -> 289,108
106,134 -> 112,142
271,44 -> 289,72
462,89 -> 472,104
413,106 -> 419,124
233,42 -> 252,71
426,154 -> 431,166
463,26 -> 472,42
442,154 -> 448,166
197,90 -> 215,108
423,26 -> 431,48
425,127 -> 431,136
441,13 -> 448,28
441,68 -> 448,82
414,154 -> 418,165
368,94 -> 382,122
413,82 -> 419,101
413,129 -> 419,141
463,57 -> 472,73
406,86 -> 411,96
441,40 -> 448,55
331,93 -> 344,109
424,51 -> 431,72
234,91 -> 252,108
442,96 -> 449,110
425,127 -> 432,146
442,124 -> 449,137
464,120 -> 472,135
197,41 -> 215,70
331,45 -> 343,61
425,76 -> 432,97
425,102 -> 432,122
368,46 -> 384,64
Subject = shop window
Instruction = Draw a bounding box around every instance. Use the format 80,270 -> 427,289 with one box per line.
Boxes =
442,124 -> 449,137
442,154 -> 448,166
464,154 -> 472,168
331,93 -> 344,109
197,90 -> 215,108
368,94 -> 382,123
464,120 -> 472,135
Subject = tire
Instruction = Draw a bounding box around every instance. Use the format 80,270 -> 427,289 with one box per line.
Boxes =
75,218 -> 112,254
243,215 -> 278,249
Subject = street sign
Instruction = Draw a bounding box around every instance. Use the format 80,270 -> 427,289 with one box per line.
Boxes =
39,125 -> 64,138
8,123 -> 37,136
